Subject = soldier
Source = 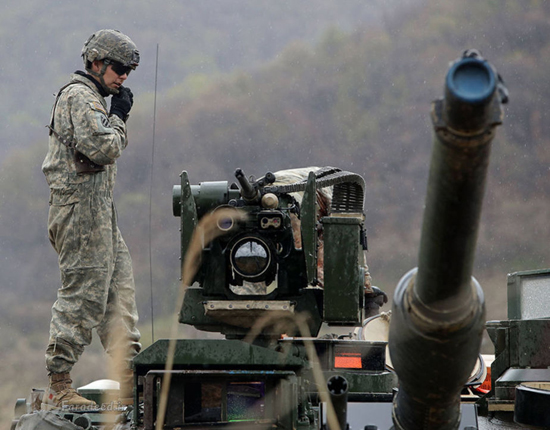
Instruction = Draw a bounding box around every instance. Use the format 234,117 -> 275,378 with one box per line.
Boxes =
41,29 -> 141,409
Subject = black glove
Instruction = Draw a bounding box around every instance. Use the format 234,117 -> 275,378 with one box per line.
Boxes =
110,86 -> 134,121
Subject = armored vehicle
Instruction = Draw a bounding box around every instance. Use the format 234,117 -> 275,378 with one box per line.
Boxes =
13,51 -> 550,430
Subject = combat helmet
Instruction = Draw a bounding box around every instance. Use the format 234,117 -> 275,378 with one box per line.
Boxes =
81,29 -> 139,94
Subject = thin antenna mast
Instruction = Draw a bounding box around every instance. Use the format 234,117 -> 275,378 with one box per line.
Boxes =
148,43 -> 159,343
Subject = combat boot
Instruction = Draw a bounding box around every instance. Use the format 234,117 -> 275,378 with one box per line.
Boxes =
41,373 -> 97,410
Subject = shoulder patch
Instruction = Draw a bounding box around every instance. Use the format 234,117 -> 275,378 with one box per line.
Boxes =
89,100 -> 108,115
94,110 -> 114,133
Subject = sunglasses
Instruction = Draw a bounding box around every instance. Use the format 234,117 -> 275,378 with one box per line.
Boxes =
108,60 -> 133,76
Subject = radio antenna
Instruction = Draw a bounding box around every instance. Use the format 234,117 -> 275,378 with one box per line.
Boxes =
148,43 -> 159,343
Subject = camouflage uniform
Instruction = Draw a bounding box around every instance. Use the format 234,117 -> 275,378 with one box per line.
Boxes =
43,73 -> 141,374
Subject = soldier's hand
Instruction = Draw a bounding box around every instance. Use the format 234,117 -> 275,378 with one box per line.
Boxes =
110,86 -> 134,121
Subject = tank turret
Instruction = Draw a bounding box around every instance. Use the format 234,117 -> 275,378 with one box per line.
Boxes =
389,50 -> 507,430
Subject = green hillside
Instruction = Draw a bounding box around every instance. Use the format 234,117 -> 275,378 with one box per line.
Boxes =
2,0 -> 550,425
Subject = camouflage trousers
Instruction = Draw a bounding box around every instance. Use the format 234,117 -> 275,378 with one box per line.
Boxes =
45,179 -> 141,374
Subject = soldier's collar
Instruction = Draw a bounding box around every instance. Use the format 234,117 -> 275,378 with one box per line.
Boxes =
74,70 -> 110,98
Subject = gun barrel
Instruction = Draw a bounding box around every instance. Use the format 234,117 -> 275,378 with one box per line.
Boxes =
235,168 -> 259,201
389,53 -> 505,430
327,375 -> 349,430
416,55 -> 499,308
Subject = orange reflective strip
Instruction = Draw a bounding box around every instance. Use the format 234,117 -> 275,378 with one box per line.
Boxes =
334,353 -> 362,369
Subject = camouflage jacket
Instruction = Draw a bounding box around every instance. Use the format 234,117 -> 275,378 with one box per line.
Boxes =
42,73 -> 128,193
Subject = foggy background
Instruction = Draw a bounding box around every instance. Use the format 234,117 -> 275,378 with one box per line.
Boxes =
1,0 -> 549,425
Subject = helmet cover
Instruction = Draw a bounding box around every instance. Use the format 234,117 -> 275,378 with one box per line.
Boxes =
81,29 -> 139,94
82,29 -> 139,69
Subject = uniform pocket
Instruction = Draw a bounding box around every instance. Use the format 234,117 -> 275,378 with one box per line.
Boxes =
67,168 -> 96,185
77,191 -> 114,269
49,188 -> 80,206
48,202 -> 79,267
